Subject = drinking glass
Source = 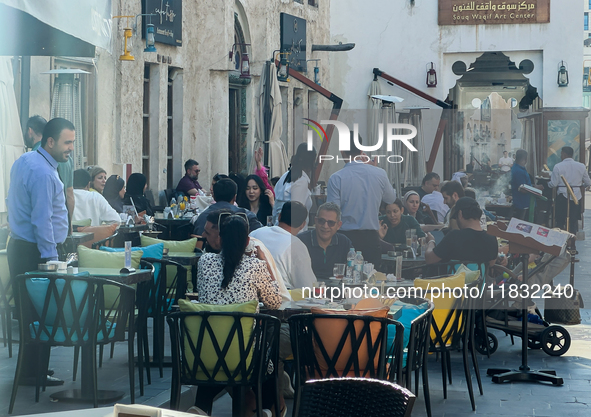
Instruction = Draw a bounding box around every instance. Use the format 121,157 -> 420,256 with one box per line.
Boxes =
405,230 -> 413,247
333,263 -> 346,279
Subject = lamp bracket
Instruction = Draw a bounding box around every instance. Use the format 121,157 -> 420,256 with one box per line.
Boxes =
134,13 -> 157,35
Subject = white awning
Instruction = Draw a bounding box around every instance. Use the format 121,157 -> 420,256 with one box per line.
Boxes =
0,0 -> 112,56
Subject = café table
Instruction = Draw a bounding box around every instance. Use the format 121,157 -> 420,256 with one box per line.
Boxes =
485,203 -> 512,218
154,217 -> 193,240
64,232 -> 94,253
28,267 -> 152,404
115,223 -> 150,247
163,251 -> 201,290
264,299 -> 403,322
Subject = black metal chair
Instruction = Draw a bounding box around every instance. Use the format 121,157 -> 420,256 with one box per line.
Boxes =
143,257 -> 187,378
9,274 -> 100,413
91,231 -> 119,250
167,311 -> 281,417
425,278 -> 484,411
388,298 -> 435,417
288,313 -> 403,417
298,378 -> 415,417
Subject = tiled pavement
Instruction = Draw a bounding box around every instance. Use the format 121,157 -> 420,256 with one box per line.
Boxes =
2,202 -> 591,416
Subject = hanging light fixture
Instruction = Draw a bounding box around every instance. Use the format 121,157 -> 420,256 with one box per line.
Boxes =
276,52 -> 290,82
307,59 -> 321,85
426,62 -> 437,87
114,16 -> 135,61
240,47 -> 251,78
557,61 -> 569,87
144,23 -> 157,52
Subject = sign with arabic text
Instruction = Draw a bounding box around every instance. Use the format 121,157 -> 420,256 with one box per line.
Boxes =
439,0 -> 550,25
142,0 -> 182,46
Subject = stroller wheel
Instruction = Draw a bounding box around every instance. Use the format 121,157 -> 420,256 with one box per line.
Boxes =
540,326 -> 571,356
475,332 -> 498,355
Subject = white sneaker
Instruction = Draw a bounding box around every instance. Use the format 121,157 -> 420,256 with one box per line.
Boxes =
281,370 -> 295,399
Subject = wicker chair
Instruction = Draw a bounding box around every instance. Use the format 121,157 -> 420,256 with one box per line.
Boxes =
298,378 -> 415,417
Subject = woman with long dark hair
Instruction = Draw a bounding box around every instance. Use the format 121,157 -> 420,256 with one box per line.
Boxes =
196,214 -> 281,307
123,173 -> 154,216
273,143 -> 317,229
103,175 -> 126,212
238,174 -> 274,225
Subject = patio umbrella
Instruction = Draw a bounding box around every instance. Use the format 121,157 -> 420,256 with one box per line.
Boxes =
367,78 -> 382,148
250,61 -> 288,179
0,57 -> 24,213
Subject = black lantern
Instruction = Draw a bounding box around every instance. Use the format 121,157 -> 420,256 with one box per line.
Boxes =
240,49 -> 250,78
277,53 -> 290,82
426,62 -> 437,87
557,61 -> 569,87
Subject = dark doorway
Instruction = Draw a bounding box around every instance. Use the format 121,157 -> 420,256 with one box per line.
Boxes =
228,88 -> 241,174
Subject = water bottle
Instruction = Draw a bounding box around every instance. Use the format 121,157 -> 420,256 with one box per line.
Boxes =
124,241 -> 132,269
353,251 -> 364,283
346,248 -> 356,278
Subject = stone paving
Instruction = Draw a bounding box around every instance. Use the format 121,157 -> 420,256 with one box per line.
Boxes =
2,202 -> 591,416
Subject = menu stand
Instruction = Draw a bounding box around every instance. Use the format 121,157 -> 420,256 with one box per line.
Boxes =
518,184 -> 547,223
486,222 -> 566,385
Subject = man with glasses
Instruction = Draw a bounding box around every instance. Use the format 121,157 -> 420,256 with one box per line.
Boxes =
250,201 -> 317,290
297,202 -> 354,279
176,159 -> 203,196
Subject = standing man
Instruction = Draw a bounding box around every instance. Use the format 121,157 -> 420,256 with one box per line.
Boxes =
177,159 -> 203,196
511,149 -> 534,220
549,146 -> 591,232
7,117 -> 75,386
327,133 -> 396,265
499,150 -> 513,173
28,115 -> 75,231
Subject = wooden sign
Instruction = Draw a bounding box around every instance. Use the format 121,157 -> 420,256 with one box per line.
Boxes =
439,0 -> 550,25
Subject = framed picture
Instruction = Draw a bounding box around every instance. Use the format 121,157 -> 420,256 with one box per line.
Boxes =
547,120 -> 580,170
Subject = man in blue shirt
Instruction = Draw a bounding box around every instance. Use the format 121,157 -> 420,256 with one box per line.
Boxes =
6,117 -> 74,386
511,149 -> 535,220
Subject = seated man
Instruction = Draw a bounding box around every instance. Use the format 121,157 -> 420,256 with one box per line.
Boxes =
72,169 -> 120,227
193,178 -> 262,235
250,201 -> 317,290
425,197 -> 498,265
441,180 -> 465,231
176,159 -> 203,196
297,202 -> 353,279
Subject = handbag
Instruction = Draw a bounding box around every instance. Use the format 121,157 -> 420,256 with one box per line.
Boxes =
544,289 -> 584,325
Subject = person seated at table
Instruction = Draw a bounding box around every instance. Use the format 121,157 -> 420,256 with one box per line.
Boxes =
238,174 -> 275,225
297,202 -> 353,279
103,174 -> 126,213
193,178 -> 262,235
425,197 -> 498,265
196,213 -> 284,415
378,199 -> 426,246
87,166 -> 107,194
210,173 -> 229,196
176,159 -> 202,196
402,190 -> 437,225
123,173 -> 154,216
250,201 -> 317,290
441,180 -> 465,232
72,169 -> 121,226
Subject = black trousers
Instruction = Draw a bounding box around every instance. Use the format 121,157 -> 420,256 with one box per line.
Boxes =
7,239 -> 50,378
555,193 -> 580,233
512,207 -> 529,221
340,230 -> 382,266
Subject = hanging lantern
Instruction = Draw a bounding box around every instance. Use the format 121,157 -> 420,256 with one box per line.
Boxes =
426,62 -> 437,87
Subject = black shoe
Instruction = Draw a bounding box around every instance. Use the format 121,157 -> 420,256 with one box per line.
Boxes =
18,376 -> 64,386
47,369 -> 55,376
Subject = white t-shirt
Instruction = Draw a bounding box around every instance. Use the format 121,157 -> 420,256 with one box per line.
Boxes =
73,189 -> 121,226
272,171 -> 312,231
499,156 -> 513,172
249,226 -> 317,290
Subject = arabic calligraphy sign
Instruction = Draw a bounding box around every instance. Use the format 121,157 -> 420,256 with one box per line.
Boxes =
142,0 -> 182,46
439,0 -> 550,25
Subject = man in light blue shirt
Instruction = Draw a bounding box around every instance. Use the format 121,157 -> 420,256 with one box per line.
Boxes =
327,132 -> 396,265
6,117 -> 74,386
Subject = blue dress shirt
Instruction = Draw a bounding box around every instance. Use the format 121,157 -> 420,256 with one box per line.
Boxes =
327,162 -> 397,231
7,147 -> 69,259
511,163 -> 532,210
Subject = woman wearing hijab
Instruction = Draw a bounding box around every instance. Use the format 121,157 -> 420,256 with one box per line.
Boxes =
402,190 -> 437,225
123,173 -> 154,216
273,143 -> 317,230
103,175 -> 126,213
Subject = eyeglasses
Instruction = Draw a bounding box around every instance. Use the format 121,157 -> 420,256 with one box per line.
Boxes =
315,217 -> 337,228
218,212 -> 249,233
